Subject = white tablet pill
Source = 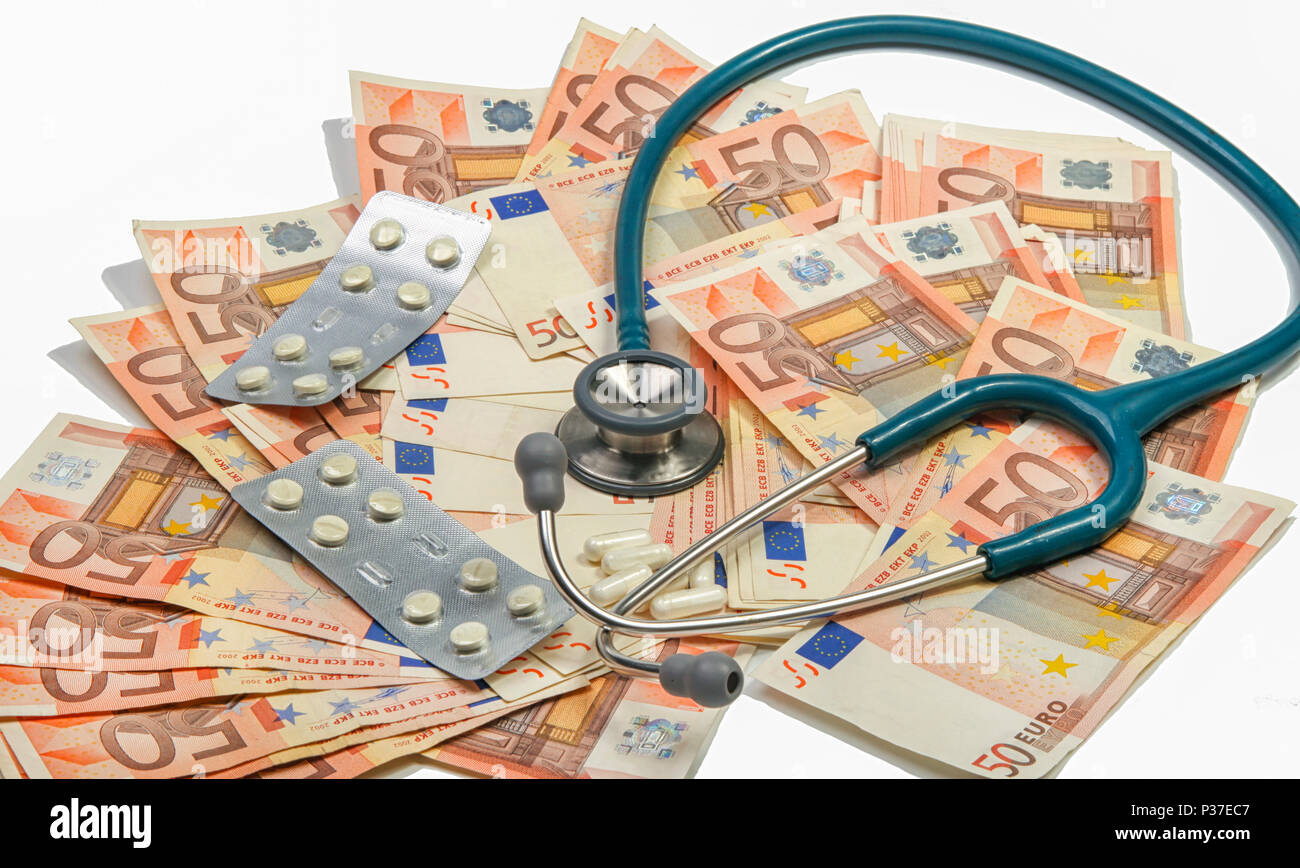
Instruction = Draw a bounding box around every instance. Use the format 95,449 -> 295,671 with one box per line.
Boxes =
310,514 -> 349,547
369,218 -> 405,250
601,543 -> 673,574
366,488 -> 404,521
689,558 -> 717,589
340,263 -> 374,292
329,345 -> 364,370
262,478 -> 303,511
426,236 -> 461,269
401,590 -> 442,624
449,621 -> 488,653
459,557 -> 498,592
319,453 -> 357,485
292,373 -> 329,397
650,586 -> 726,620
582,528 -> 653,562
235,365 -> 271,391
587,564 -> 652,607
396,281 -> 431,310
507,584 -> 545,617
272,333 -> 308,361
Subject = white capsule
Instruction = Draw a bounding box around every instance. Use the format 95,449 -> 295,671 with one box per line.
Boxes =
650,585 -> 727,621
426,235 -> 461,269
601,542 -> 673,574
340,263 -> 374,292
507,584 -> 545,617
235,365 -> 271,391
366,488 -> 404,521
396,281 -> 431,310
263,478 -> 303,511
272,333 -> 308,361
319,453 -> 357,485
401,590 -> 441,624
459,557 -> 498,592
329,345 -> 364,370
587,564 -> 652,607
369,218 -> 405,250
449,621 -> 488,653
689,558 -> 717,589
582,528 -> 653,562
310,514 -> 350,547
292,373 -> 329,397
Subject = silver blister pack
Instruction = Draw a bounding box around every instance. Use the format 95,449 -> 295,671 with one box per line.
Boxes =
230,440 -> 574,680
206,191 -> 490,406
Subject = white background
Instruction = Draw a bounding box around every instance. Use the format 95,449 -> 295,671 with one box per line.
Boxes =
3,0 -> 1298,778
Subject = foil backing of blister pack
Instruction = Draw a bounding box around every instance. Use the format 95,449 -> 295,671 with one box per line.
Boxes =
230,440 -> 574,680
206,191 -> 490,406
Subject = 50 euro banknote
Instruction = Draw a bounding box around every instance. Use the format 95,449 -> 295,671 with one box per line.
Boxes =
0,663 -> 429,718
0,414 -> 426,657
880,114 -> 1186,338
553,199 -> 843,358
0,571 -> 427,679
351,72 -> 553,205
133,197 -> 359,383
652,204 -> 1077,520
755,418 -> 1292,778
521,19 -> 625,166
650,216 -> 981,520
0,677 -> 489,778
516,26 -> 806,182
218,674 -> 589,778
427,638 -> 754,779
482,88 -> 879,359
885,277 -> 1255,532
71,306 -> 274,488
650,90 -> 882,225
452,157 -> 797,359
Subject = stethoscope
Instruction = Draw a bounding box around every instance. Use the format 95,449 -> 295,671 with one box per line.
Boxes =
513,15 -> 1300,706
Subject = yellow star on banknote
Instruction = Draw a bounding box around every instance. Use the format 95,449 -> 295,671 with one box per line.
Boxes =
162,519 -> 192,536
876,341 -> 909,363
1082,628 -> 1119,650
990,663 -> 1016,681
1040,654 -> 1077,678
1101,272 -> 1128,285
1118,294 -> 1144,309
1071,247 -> 1093,263
742,202 -> 773,219
190,493 -> 224,511
833,349 -> 861,370
1083,568 -> 1116,590
927,353 -> 955,369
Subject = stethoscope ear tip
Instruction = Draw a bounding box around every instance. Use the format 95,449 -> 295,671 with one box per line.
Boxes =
658,651 -> 745,707
514,432 -> 568,514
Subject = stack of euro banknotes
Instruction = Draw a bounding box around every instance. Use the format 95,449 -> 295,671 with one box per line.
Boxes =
0,20 -> 1291,780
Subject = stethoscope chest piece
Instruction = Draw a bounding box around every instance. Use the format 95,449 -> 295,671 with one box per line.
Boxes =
556,350 -> 724,497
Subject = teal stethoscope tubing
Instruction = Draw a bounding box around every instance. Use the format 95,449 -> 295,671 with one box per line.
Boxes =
611,15 -> 1300,579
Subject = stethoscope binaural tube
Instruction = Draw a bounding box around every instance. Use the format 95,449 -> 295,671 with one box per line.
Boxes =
518,15 -> 1300,702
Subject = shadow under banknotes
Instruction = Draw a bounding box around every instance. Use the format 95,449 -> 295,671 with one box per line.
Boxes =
322,117 -> 361,200
48,340 -> 151,428
102,259 -> 163,309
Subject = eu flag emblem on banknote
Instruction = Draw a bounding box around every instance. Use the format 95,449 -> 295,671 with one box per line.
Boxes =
795,621 -> 864,669
404,334 -> 447,366
763,520 -> 807,561
489,189 -> 548,219
392,441 -> 435,475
